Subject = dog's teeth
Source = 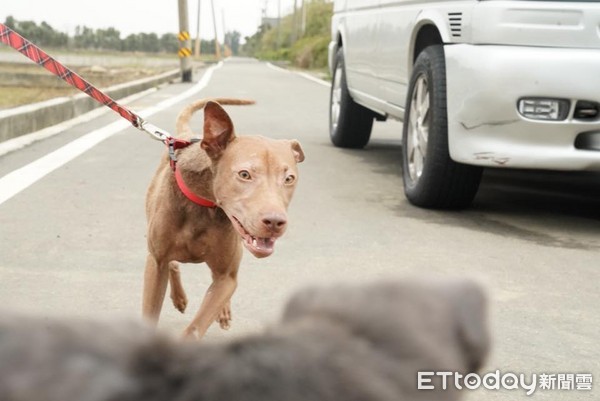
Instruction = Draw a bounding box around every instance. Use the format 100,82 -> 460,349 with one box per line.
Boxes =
252,238 -> 257,247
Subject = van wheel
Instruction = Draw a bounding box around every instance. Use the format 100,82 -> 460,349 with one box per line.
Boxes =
402,45 -> 482,209
329,48 -> 373,148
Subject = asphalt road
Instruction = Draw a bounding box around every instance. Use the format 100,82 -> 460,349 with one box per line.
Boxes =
0,58 -> 598,400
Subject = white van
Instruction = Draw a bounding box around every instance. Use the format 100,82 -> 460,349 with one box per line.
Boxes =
328,0 -> 600,208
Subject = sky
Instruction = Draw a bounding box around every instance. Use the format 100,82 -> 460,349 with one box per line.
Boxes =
1,0 -> 298,41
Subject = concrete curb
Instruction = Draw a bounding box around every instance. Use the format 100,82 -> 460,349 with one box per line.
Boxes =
0,69 -> 181,142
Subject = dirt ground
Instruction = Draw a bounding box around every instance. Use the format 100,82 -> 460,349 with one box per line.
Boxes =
0,62 -> 176,109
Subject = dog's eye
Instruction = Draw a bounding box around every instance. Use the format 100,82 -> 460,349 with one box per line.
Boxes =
238,170 -> 252,180
285,174 -> 296,185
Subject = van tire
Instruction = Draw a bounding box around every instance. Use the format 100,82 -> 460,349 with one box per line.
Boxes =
329,48 -> 374,149
402,45 -> 482,209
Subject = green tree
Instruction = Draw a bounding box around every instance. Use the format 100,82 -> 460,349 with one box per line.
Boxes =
96,27 -> 122,50
242,23 -> 271,56
225,31 -> 241,55
138,33 -> 160,52
4,16 -> 16,29
122,34 -> 139,52
3,16 -> 211,55
159,33 -> 179,53
74,26 -> 97,48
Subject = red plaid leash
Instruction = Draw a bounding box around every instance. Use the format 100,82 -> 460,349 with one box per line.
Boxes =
0,22 -> 179,145
0,23 -> 217,208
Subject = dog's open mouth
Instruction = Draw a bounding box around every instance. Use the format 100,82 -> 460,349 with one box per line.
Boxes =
230,216 -> 277,258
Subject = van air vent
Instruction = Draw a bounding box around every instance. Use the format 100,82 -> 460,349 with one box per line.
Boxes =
448,12 -> 463,38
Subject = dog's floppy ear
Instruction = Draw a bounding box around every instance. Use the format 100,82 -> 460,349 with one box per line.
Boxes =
290,140 -> 305,163
201,101 -> 235,159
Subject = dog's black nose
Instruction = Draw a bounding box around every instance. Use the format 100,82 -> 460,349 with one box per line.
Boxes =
262,214 -> 287,232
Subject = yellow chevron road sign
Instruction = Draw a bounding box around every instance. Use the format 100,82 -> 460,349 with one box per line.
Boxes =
178,31 -> 190,41
178,47 -> 192,58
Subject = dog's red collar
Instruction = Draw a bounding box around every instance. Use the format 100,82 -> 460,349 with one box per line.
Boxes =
174,167 -> 218,208
167,137 -> 217,208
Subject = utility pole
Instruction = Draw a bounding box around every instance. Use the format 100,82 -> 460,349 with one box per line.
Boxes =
301,0 -> 307,36
221,8 -> 226,46
276,0 -> 281,50
291,0 -> 298,43
221,8 -> 228,57
177,0 -> 192,82
195,0 -> 201,57
210,0 -> 221,59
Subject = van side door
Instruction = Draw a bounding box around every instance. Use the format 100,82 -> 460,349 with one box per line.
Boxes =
339,0 -> 382,100
374,0 -> 421,113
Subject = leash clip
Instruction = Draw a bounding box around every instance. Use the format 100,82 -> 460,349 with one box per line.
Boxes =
167,137 -> 198,170
138,119 -> 171,143
168,138 -> 178,170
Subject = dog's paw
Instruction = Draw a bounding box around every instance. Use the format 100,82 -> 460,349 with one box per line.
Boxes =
170,293 -> 188,314
219,320 -> 231,330
217,307 -> 232,330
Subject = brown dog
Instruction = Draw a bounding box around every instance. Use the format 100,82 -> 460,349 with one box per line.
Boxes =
143,98 -> 305,339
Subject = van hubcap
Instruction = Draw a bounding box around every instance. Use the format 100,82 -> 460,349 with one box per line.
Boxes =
407,74 -> 430,182
330,65 -> 342,132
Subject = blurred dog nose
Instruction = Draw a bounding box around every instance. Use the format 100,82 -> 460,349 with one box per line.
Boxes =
262,213 -> 287,232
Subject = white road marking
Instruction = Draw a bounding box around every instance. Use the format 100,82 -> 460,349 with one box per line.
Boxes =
0,62 -> 223,207
265,62 -> 290,74
296,71 -> 331,87
0,88 -> 157,157
266,62 -> 331,87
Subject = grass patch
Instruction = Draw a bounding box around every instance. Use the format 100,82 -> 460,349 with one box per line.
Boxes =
0,86 -> 77,108
0,61 -> 177,109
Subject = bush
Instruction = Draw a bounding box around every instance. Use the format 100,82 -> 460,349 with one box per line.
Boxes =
291,36 -> 330,69
257,48 -> 291,61
243,0 -> 333,70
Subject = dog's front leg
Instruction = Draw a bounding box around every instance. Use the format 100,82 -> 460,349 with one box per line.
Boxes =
142,254 -> 170,322
182,273 -> 238,339
182,246 -> 241,339
168,261 -> 188,313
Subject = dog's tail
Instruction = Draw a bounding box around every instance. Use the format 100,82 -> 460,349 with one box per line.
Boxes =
176,98 -> 255,136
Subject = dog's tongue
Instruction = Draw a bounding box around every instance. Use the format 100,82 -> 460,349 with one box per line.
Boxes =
255,237 -> 275,250
250,237 -> 275,252
244,236 -> 276,258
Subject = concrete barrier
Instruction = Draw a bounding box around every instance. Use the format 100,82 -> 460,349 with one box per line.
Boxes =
0,69 -> 180,142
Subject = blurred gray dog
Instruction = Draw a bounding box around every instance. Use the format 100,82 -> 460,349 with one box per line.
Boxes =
0,279 -> 489,401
